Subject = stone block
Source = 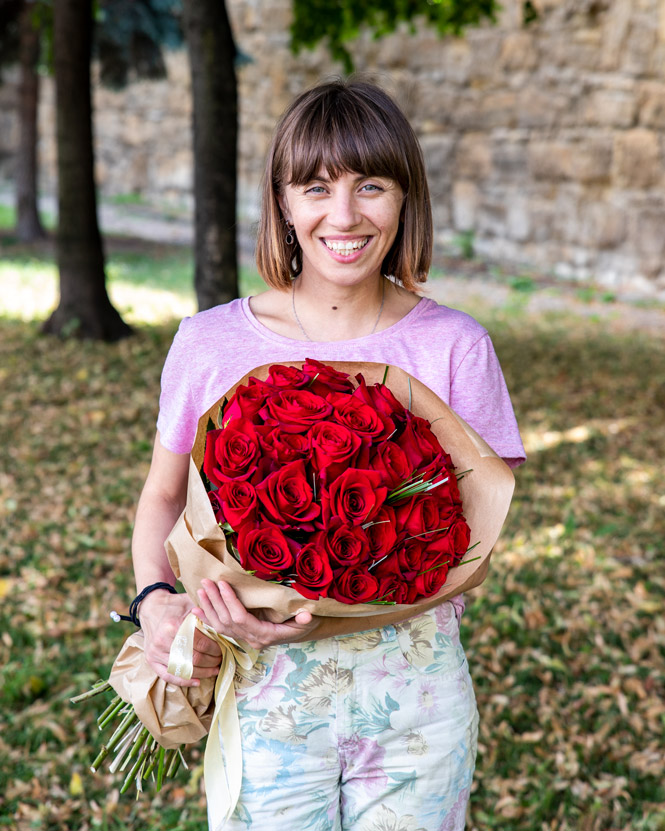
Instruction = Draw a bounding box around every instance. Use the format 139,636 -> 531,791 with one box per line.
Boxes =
638,82 -> 665,128
499,31 -> 539,71
454,92 -> 519,130
580,201 -> 627,249
420,134 -> 456,190
583,89 -> 636,127
153,149 -> 193,192
516,88 -> 566,130
438,38 -> 473,86
506,196 -> 531,242
630,207 -> 665,259
612,129 -> 663,188
452,180 -> 479,231
492,139 -> 529,179
528,140 -> 612,182
454,134 -> 493,180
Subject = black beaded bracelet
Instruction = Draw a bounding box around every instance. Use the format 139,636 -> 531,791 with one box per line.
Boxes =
110,582 -> 178,627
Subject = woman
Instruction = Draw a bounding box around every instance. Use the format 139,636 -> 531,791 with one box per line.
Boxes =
132,79 -> 525,829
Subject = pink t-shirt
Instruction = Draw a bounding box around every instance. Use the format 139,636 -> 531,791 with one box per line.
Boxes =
157,295 -> 526,466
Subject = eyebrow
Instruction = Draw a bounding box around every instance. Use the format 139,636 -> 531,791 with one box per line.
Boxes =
304,172 -> 380,185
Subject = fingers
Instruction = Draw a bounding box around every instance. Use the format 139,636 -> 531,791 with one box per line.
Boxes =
196,580 -> 319,650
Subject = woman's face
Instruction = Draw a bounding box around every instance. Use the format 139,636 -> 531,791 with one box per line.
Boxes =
279,170 -> 404,289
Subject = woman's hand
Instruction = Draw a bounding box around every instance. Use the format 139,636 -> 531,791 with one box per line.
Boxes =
139,588 -> 222,687
196,579 -> 316,651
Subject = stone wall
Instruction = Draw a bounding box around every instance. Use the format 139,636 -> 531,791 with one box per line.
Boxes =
2,0 -> 665,296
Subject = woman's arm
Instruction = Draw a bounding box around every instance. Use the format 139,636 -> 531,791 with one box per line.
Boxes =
133,434 -> 317,685
131,433 -> 222,687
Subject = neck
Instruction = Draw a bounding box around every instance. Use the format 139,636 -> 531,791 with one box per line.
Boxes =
292,275 -> 386,342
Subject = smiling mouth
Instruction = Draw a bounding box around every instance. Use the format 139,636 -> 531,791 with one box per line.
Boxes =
323,237 -> 370,253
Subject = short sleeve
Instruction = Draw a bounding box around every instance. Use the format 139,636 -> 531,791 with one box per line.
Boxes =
155,319 -> 198,454
450,333 -> 526,467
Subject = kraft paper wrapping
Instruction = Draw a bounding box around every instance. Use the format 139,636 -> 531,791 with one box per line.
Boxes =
108,627 -> 215,750
165,361 -> 516,638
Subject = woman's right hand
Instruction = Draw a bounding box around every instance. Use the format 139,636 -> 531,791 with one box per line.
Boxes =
138,588 -> 223,687
196,579 -> 317,651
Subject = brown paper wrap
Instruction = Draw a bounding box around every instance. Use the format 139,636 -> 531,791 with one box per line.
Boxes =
165,361 -> 515,639
108,629 -> 215,750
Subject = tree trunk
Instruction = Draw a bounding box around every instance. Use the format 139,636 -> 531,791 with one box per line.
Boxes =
42,0 -> 131,340
182,0 -> 239,310
15,2 -> 46,242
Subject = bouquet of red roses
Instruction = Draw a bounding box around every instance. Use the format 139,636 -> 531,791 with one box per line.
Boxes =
74,360 -> 514,822
202,358 -> 473,606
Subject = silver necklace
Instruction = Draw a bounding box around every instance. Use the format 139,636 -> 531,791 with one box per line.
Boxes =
291,277 -> 386,342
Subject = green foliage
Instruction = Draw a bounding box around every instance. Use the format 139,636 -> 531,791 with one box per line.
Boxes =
522,0 -> 539,26
95,0 -> 184,88
453,229 -> 475,259
0,0 -> 183,85
290,0 -> 499,72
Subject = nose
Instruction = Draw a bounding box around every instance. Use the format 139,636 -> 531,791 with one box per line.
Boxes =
328,189 -> 360,229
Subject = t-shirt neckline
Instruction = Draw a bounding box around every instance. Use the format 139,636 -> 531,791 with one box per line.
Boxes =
241,294 -> 431,345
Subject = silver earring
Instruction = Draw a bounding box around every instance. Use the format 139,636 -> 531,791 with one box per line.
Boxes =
285,223 -> 295,246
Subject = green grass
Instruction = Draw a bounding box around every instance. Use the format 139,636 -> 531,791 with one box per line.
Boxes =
0,242 -> 264,325
0,238 -> 663,831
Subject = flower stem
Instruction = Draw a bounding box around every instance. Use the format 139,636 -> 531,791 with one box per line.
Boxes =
70,680 -> 112,703
120,734 -> 153,795
97,695 -> 125,729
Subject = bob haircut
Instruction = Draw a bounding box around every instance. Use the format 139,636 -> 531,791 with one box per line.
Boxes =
256,79 -> 432,292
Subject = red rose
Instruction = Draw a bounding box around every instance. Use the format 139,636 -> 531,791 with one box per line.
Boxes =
292,542 -> 334,599
322,517 -> 370,568
329,566 -> 380,604
447,516 -> 471,565
323,468 -> 387,526
256,459 -> 320,530
203,418 -> 261,485
223,380 -> 273,423
353,374 -> 406,423
328,392 -> 394,443
376,575 -> 410,604
365,505 -> 398,559
236,523 -> 299,580
395,493 -> 449,539
215,479 -> 258,529
262,389 -> 333,433
397,538 -> 427,579
396,413 -> 446,471
259,427 -> 309,466
208,490 -> 225,523
429,471 -> 463,518
266,364 -> 311,388
369,441 -> 411,489
372,551 -> 404,581
302,358 -> 355,397
411,554 -> 450,600
309,421 -> 365,483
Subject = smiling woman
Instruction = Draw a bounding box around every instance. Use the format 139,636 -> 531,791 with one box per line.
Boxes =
129,77 -> 526,831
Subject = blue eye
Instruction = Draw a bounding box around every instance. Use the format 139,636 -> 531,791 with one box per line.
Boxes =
361,183 -> 382,192
305,185 -> 326,194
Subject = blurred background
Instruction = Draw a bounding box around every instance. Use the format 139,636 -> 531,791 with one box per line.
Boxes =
0,1 -> 663,829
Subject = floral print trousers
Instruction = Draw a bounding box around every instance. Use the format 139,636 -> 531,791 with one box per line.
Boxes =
217,602 -> 478,831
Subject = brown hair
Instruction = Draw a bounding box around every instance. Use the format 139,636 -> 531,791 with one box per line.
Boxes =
256,79 -> 432,291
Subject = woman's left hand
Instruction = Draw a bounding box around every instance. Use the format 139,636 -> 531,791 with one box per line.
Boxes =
195,578 -> 316,651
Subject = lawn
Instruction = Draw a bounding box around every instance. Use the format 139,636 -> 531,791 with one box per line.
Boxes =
0,234 -> 663,831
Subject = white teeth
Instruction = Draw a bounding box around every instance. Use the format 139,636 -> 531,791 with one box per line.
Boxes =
324,237 -> 369,252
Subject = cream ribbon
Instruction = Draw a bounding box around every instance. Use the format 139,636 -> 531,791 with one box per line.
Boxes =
167,613 -> 258,831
